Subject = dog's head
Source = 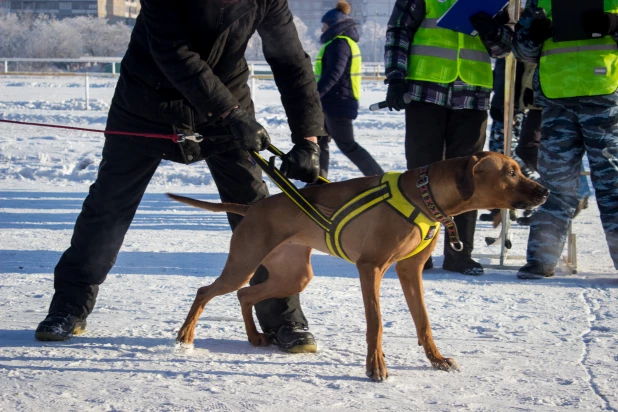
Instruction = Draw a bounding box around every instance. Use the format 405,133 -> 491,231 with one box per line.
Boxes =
456,152 -> 549,211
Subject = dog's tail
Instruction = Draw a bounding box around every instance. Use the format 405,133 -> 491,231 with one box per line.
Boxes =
167,193 -> 249,216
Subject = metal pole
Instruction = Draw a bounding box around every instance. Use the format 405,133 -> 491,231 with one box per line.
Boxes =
3,61 -> 7,73
373,11 -> 378,62
112,62 -> 116,75
500,0 -> 521,266
85,74 -> 90,111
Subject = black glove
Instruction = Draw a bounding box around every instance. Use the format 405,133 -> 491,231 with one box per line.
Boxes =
470,12 -> 500,40
528,18 -> 553,43
220,107 -> 270,152
386,80 -> 408,111
280,139 -> 321,183
582,12 -> 618,36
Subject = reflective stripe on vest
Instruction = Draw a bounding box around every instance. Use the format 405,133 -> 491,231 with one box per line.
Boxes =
406,0 -> 493,88
537,0 -> 618,98
315,35 -> 362,100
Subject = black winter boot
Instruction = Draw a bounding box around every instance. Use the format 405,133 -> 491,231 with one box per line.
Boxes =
516,261 -> 555,280
35,312 -> 87,341
443,256 -> 484,276
267,322 -> 317,353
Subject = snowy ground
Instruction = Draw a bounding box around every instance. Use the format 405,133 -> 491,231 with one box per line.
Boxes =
1,76 -> 617,411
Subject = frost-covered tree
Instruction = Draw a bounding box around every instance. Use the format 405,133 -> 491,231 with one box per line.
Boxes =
24,16 -> 84,58
245,16 -> 318,62
0,13 -> 29,57
71,16 -> 131,57
357,20 -> 387,63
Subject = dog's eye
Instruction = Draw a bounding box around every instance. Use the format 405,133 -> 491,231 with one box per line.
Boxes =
509,170 -> 517,178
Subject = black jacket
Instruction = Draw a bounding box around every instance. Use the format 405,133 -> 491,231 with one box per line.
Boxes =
317,19 -> 360,120
106,0 -> 325,163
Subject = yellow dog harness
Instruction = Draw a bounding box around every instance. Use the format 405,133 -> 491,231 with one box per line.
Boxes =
249,150 -> 440,263
325,172 -> 440,262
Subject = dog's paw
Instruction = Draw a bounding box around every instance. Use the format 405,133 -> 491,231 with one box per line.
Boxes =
366,352 -> 389,382
431,357 -> 459,372
176,328 -> 195,346
248,333 -> 269,347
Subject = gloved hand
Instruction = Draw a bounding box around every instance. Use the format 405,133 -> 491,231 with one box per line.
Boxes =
221,107 -> 270,152
470,12 -> 500,40
386,80 -> 408,111
528,18 -> 553,43
582,12 -> 618,36
280,139 -> 320,183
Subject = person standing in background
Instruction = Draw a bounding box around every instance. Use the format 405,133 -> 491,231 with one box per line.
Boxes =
512,0 -> 618,279
384,0 -> 512,275
315,0 -> 384,180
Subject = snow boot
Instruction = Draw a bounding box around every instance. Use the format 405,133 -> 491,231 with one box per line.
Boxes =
443,257 -> 484,276
267,322 -> 317,353
35,312 -> 87,341
516,261 -> 555,280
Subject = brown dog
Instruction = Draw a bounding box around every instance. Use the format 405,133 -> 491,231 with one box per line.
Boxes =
169,152 -> 548,381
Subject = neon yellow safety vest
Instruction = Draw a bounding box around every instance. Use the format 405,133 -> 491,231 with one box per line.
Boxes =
315,35 -> 362,100
406,0 -> 493,88
537,0 -> 618,98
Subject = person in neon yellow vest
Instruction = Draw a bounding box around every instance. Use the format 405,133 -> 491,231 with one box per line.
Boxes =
384,0 -> 513,276
314,0 -> 384,180
512,0 -> 618,280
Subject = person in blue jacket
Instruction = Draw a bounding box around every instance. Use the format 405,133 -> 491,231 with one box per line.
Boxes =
315,0 -> 384,179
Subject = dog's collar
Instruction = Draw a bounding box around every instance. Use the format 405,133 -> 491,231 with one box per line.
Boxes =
416,165 -> 464,252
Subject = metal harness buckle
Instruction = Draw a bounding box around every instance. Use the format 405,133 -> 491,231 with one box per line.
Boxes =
177,133 -> 204,143
450,240 -> 464,252
416,175 -> 429,188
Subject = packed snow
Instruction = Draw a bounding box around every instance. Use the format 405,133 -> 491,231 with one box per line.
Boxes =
1,75 -> 617,411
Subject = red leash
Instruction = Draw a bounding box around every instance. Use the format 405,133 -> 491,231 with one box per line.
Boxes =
0,119 -> 181,143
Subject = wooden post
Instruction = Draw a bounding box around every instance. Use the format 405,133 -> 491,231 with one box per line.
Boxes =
84,74 -> 90,111
500,0 -> 521,266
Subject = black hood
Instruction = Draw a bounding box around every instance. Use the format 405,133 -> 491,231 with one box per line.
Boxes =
320,19 -> 359,44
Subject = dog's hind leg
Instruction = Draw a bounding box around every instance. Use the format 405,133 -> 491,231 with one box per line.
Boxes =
357,261 -> 390,382
237,244 -> 314,347
395,249 -> 459,372
176,220 -> 286,346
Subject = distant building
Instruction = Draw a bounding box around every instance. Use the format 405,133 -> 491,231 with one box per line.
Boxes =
363,0 -> 395,27
4,0 -> 140,22
0,0 -> 10,13
288,0 -> 365,36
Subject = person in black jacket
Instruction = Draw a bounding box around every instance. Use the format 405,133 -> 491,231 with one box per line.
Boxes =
315,0 -> 384,179
35,0 -> 325,353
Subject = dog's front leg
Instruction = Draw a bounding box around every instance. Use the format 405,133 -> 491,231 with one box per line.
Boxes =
357,261 -> 389,382
395,257 -> 459,372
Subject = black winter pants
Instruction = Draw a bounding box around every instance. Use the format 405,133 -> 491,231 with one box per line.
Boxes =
51,138 -> 308,332
318,114 -> 384,178
404,101 -> 488,263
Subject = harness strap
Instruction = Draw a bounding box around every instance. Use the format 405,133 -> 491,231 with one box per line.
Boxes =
416,165 -> 464,252
249,150 -> 332,232
326,183 -> 391,262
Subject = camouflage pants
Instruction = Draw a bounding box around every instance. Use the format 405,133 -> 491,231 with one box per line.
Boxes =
526,94 -> 618,269
489,111 -> 524,154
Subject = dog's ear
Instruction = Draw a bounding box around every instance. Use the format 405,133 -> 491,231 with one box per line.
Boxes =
456,155 -> 479,201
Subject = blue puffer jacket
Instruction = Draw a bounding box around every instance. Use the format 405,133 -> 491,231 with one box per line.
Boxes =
317,19 -> 360,120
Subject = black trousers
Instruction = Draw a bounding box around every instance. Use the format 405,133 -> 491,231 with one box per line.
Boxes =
404,101 -> 488,262
318,113 -> 384,179
51,138 -> 307,332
